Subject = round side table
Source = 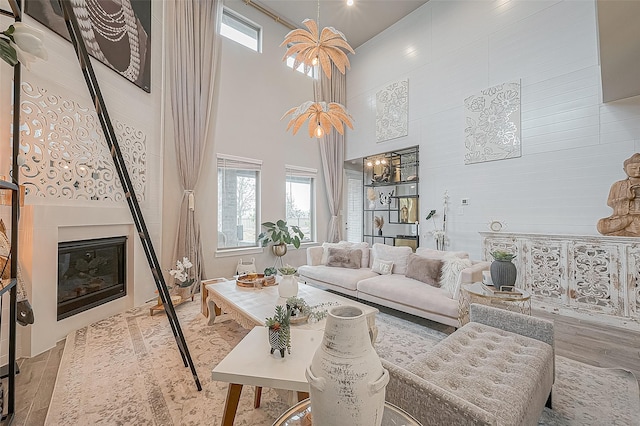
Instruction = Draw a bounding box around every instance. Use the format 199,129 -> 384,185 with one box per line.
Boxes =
272,398 -> 422,426
458,282 -> 532,326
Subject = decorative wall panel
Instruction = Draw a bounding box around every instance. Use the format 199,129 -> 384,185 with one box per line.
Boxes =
18,81 -> 146,202
376,80 -> 408,143
464,80 -> 521,164
481,232 -> 638,321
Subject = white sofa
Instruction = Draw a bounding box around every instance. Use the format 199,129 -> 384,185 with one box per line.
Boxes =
298,243 -> 490,327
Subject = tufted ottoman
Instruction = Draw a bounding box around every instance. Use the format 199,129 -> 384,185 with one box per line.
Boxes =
383,304 -> 554,426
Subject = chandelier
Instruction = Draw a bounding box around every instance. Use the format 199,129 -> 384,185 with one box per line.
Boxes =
281,2 -> 355,139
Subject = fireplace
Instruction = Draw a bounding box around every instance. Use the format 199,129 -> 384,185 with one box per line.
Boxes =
57,236 -> 127,320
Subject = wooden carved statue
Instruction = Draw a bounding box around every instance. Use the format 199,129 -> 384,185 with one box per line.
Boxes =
597,153 -> 640,237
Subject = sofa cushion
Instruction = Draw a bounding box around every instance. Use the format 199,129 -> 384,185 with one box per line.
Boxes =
298,265 -> 378,291
372,244 -> 412,275
408,322 -> 554,426
326,248 -> 362,269
405,253 -> 442,286
372,258 -> 394,275
440,254 -> 473,299
356,274 -> 458,318
321,241 -> 369,268
416,248 -> 469,260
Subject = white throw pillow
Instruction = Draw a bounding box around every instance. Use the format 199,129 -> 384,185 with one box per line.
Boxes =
439,253 -> 473,299
372,243 -> 412,275
321,241 -> 369,268
372,258 -> 394,275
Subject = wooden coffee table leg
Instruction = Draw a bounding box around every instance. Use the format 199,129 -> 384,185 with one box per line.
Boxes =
254,386 -> 262,408
221,383 -> 243,426
297,391 -> 309,401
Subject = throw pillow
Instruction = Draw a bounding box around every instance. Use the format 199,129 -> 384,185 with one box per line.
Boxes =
439,254 -> 473,299
320,241 -> 370,268
415,247 -> 469,260
326,248 -> 363,269
372,258 -> 394,275
372,243 -> 412,275
405,253 -> 443,286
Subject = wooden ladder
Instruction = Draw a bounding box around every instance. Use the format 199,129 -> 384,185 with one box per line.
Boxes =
57,0 -> 201,390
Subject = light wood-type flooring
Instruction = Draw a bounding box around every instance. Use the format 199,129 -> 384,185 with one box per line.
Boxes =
9,307 -> 640,426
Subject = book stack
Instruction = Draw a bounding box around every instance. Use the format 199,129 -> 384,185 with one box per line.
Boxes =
481,283 -> 523,296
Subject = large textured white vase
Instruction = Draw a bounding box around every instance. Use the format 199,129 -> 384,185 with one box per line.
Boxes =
278,274 -> 298,298
306,306 -> 389,426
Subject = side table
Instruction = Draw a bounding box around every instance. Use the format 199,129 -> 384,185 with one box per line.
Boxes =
272,399 -> 422,426
458,282 -> 531,326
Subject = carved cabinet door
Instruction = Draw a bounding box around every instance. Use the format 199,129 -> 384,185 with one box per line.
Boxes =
568,242 -> 621,316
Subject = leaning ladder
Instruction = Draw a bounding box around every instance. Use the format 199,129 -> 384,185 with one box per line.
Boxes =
57,0 -> 201,390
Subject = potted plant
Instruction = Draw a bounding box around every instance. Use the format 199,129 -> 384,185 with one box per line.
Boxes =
258,220 -> 304,257
265,305 -> 291,357
286,296 -> 337,323
490,250 -> 517,288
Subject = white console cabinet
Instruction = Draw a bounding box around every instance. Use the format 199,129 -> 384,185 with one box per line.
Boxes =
480,232 -> 640,322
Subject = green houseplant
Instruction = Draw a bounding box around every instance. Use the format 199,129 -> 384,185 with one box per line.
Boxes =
258,220 -> 304,249
265,305 -> 291,357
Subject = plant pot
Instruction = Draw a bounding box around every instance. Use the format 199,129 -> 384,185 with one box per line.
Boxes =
268,328 -> 288,358
306,306 -> 389,426
490,259 -> 517,288
272,243 -> 288,258
278,274 -> 298,298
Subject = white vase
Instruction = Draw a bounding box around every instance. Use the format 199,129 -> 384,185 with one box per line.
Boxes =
306,306 -> 389,426
278,274 -> 298,298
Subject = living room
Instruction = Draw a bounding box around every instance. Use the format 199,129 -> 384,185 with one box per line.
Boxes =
1,0 -> 639,424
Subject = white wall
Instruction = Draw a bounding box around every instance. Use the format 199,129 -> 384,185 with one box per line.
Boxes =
162,1 -> 329,279
0,1 -> 164,356
346,0 -> 640,260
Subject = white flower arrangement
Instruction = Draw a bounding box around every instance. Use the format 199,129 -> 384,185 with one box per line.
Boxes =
1,23 -> 48,69
169,257 -> 194,288
427,190 -> 449,250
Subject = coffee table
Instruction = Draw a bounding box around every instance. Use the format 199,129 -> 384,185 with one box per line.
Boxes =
205,280 -> 379,339
212,326 -> 323,426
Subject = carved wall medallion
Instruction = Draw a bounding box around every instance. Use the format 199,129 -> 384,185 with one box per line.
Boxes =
18,81 -> 146,202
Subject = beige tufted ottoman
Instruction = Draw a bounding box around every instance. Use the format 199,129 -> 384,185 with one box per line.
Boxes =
384,304 -> 554,426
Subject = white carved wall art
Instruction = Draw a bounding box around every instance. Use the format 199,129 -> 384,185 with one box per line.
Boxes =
18,81 -> 146,202
464,80 -> 521,164
376,80 -> 408,143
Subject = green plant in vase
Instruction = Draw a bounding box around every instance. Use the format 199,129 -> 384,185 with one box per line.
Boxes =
265,305 -> 291,356
489,250 -> 517,288
490,250 -> 517,262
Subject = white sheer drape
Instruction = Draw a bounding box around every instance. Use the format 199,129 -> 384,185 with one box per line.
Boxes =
168,0 -> 222,294
315,64 -> 346,243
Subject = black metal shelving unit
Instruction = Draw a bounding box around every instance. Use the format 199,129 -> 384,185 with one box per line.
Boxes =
362,146 -> 420,250
0,0 -> 22,422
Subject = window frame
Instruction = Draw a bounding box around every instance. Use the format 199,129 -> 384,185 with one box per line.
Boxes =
285,164 -> 317,244
220,7 -> 262,53
216,154 -> 262,254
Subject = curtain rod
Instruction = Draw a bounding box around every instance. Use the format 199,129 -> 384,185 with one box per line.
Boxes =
242,0 -> 298,31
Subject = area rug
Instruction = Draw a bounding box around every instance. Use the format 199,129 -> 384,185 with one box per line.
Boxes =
45,299 -> 640,425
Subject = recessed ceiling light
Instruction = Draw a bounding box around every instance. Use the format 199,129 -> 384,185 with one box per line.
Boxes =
347,0 -> 354,6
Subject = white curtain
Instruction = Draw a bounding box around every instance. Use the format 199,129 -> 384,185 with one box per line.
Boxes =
315,64 -> 347,243
168,0 -> 222,294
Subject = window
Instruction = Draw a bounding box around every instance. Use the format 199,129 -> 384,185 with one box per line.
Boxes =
217,155 -> 262,250
345,171 -> 363,243
286,165 -> 317,243
221,8 -> 261,52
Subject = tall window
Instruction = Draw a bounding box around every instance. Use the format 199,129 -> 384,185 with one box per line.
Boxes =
286,165 -> 317,243
218,155 -> 261,250
220,8 -> 261,52
346,171 -> 363,243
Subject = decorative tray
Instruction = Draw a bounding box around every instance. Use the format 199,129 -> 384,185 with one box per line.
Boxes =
236,274 -> 277,288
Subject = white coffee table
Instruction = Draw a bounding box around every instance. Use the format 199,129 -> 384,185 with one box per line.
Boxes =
212,326 -> 323,426
205,280 -> 379,339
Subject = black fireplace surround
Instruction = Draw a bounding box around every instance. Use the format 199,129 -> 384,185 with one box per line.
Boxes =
57,236 -> 127,320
